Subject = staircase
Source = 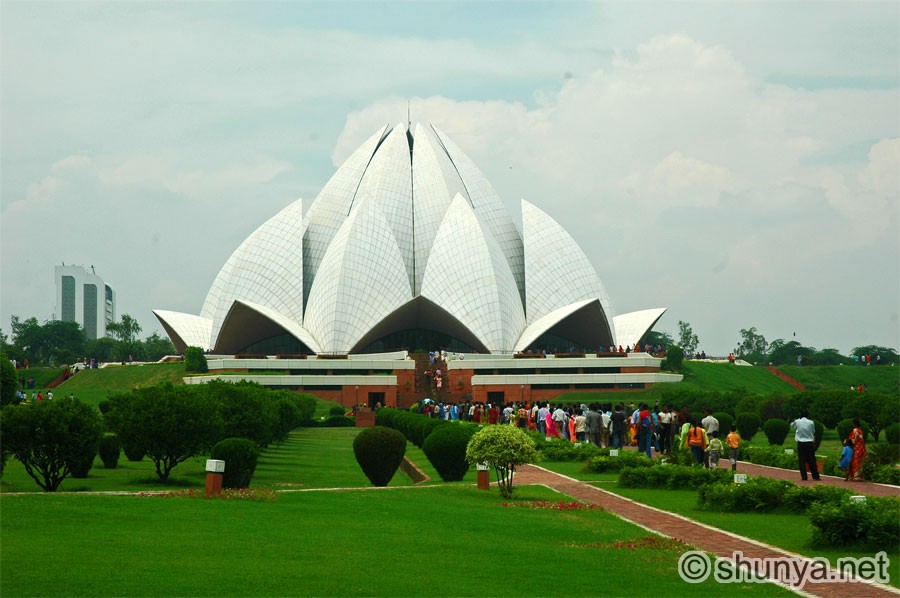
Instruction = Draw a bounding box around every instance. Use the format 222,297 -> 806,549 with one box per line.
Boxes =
767,365 -> 805,390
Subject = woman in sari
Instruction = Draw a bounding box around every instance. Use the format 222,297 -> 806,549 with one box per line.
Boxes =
545,410 -> 558,437
847,418 -> 867,481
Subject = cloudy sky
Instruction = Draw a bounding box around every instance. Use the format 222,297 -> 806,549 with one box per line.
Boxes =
2,1 -> 898,355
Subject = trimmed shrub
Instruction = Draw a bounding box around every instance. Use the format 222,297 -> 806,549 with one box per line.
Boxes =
537,439 -> 604,462
835,418 -> 871,444
712,412 -> 733,437
809,496 -> 900,549
99,435 -> 121,469
735,412 -> 762,441
740,445 -> 797,470
98,401 -> 111,415
353,426 -> 406,487
763,418 -> 789,446
329,405 -> 346,417
583,451 -> 654,473
184,346 -> 208,373
813,419 -> 824,451
664,345 -> 684,371
322,415 -> 355,427
122,441 -> 145,462
618,464 -> 731,489
422,425 -> 476,481
865,464 -> 900,486
782,484 -> 853,512
698,477 -> 794,512
885,423 -> 900,445
210,437 -> 260,489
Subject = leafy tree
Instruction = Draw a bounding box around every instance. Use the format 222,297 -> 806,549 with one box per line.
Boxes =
466,425 -> 536,498
106,314 -> 142,361
805,391 -> 851,429
107,383 -> 223,482
677,320 -> 699,357
644,330 -> 674,348
0,398 -> 102,491
851,345 -> 899,365
203,380 -> 279,447
1,349 -> 17,408
841,394 -> 893,441
11,316 -> 86,365
734,327 -> 768,360
142,332 -> 176,361
83,337 -> 118,362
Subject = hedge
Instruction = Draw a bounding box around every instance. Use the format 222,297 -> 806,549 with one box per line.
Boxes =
353,426 -> 406,487
763,418 -> 789,446
210,437 -> 260,489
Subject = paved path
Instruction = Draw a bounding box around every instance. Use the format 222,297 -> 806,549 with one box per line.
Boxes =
515,463 -> 898,598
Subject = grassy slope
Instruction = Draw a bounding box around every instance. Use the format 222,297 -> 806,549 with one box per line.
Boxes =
779,364 -> 899,394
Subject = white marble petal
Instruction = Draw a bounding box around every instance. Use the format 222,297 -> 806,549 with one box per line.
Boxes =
152,310 -> 213,353
614,308 -> 667,349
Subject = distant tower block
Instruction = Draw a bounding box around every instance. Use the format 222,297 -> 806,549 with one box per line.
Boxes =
55,265 -> 116,339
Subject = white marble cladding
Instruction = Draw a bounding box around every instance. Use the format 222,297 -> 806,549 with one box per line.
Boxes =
154,122 -> 665,356
447,353 -> 661,370
184,375 -> 398,387
472,372 -> 683,385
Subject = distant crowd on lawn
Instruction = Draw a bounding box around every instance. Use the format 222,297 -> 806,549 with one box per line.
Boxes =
410,400 -> 741,470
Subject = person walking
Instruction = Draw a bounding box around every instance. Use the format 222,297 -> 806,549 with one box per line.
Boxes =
847,419 -> 867,481
790,410 -> 820,481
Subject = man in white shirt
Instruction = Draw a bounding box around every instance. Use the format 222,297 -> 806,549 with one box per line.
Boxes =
790,410 -> 821,481
552,406 -> 569,440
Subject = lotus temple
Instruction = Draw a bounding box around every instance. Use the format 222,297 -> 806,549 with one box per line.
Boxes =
154,122 -> 681,407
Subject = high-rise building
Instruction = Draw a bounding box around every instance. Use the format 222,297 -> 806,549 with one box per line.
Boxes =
55,265 -> 116,339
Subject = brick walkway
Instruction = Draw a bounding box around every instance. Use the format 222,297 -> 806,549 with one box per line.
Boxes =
515,464 -> 899,598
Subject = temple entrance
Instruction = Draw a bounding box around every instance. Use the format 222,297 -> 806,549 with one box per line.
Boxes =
368,392 -> 385,410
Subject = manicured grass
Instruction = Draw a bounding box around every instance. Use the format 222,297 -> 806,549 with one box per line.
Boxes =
0,484 -> 793,596
1,428 -> 427,493
779,364 -> 899,395
606,485 -> 900,587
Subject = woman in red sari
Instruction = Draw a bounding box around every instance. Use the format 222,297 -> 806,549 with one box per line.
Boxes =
847,418 -> 867,481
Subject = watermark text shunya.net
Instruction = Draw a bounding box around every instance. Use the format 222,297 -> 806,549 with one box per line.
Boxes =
678,550 -> 890,589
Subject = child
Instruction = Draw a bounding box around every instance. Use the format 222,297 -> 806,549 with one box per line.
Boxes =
837,438 -> 854,481
707,431 -> 724,469
726,425 -> 741,472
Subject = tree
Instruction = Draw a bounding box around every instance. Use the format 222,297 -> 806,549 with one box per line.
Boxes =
107,383 -> 222,482
106,314 -> 142,361
1,349 -> 17,408
677,321 -> 699,357
0,398 -> 102,491
142,332 -> 176,361
735,327 -> 768,359
851,345 -> 899,366
466,425 -> 536,498
10,316 -> 86,365
644,330 -> 674,348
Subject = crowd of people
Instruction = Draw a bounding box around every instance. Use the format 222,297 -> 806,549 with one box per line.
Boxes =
412,400 -> 743,470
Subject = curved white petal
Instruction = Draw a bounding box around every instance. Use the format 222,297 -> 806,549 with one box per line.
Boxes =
304,194 -> 413,353
214,299 -> 322,354
513,299 -> 594,352
614,308 -> 667,350
522,199 -> 614,327
432,124 -> 525,301
201,199 -> 306,345
303,125 -> 390,302
421,194 -> 525,352
152,310 -> 212,353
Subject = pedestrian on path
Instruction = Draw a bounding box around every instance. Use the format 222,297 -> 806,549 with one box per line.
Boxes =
790,410 -> 820,481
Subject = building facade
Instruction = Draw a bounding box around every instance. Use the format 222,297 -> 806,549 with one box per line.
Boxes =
55,265 -> 115,339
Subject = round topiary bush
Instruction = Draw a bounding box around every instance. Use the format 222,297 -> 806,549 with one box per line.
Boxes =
98,401 -> 111,415
210,437 -> 260,489
836,418 -> 871,443
422,424 -> 476,481
763,418 -> 790,446
98,434 -> 121,469
353,426 -> 407,487
122,441 -> 145,462
329,405 -> 346,417
712,412 -> 733,436
885,423 -> 900,445
735,412 -> 762,441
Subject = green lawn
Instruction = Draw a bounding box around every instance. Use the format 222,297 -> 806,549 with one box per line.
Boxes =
606,484 -> 900,588
0,481 -> 793,596
779,365 -> 899,395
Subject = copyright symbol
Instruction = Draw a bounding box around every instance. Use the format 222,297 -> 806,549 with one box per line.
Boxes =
679,550 -> 711,583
